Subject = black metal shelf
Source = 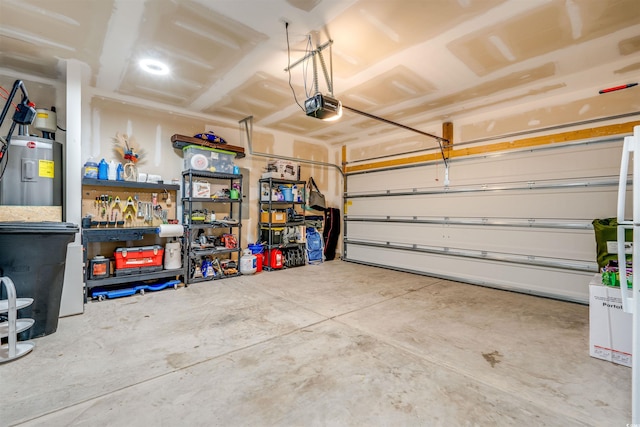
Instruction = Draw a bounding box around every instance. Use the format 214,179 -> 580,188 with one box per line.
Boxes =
263,242 -> 306,250
263,264 -> 305,271
183,170 -> 241,180
86,268 -> 183,289
182,170 -> 243,284
190,248 -> 241,257
182,197 -> 241,203
259,221 -> 304,227
258,178 -> 305,185
259,201 -> 305,207
188,223 -> 240,229
188,272 -> 241,283
81,178 -> 184,303
258,176 -> 308,271
82,227 -> 159,242
82,178 -> 180,191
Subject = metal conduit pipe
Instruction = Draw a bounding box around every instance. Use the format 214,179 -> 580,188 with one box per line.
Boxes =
239,115 -> 345,177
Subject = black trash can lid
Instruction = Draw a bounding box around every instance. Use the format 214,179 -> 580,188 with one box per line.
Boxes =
0,222 -> 79,234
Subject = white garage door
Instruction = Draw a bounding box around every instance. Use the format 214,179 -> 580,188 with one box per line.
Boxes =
343,137 -> 630,303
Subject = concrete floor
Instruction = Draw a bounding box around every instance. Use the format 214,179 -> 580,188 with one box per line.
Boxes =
2,260 -> 632,426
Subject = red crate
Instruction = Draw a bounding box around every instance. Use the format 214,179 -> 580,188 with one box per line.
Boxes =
114,245 -> 164,270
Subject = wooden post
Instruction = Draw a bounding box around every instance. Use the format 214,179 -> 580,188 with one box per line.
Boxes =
443,122 -> 453,159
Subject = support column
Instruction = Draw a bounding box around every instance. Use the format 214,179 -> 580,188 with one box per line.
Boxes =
60,59 -> 86,316
65,59 -> 83,227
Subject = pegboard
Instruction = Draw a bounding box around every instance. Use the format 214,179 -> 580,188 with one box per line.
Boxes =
81,184 -> 178,228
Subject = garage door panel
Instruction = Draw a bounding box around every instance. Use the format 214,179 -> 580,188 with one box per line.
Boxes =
347,187 -> 626,220
347,140 -> 622,193
346,222 -> 596,262
345,244 -> 593,303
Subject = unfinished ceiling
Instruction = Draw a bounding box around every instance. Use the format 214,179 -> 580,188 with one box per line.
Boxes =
1,0 -> 639,146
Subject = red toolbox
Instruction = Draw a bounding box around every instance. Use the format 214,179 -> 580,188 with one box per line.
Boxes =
114,245 -> 164,275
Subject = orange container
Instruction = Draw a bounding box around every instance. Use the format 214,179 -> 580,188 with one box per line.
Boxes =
89,256 -> 110,279
260,211 -> 287,224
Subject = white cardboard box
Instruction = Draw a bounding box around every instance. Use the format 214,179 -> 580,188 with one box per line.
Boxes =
185,181 -> 210,198
260,182 -> 279,201
264,160 -> 299,181
589,274 -> 633,367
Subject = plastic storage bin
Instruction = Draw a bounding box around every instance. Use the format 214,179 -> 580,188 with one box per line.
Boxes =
183,145 -> 235,173
89,256 -> 110,279
0,222 -> 78,339
260,227 -> 284,244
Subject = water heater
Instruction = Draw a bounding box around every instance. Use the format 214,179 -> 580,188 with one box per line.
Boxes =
0,135 -> 62,206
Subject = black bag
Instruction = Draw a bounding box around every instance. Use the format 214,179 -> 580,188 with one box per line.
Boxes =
323,207 -> 340,261
308,177 -> 326,211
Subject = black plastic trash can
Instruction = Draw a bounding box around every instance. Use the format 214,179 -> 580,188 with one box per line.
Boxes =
0,222 -> 78,339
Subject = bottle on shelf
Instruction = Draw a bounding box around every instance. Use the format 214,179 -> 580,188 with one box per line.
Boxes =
116,163 -> 124,181
84,157 -> 98,179
97,159 -> 108,180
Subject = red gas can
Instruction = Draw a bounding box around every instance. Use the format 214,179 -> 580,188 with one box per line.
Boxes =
265,249 -> 283,269
255,252 -> 263,272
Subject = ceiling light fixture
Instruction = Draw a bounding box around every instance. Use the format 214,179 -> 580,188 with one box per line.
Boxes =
139,58 -> 170,75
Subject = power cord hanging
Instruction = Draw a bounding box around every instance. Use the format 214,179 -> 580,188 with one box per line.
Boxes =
285,22 -> 305,112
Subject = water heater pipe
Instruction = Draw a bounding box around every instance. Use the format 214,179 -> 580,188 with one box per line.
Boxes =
0,80 -> 37,179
